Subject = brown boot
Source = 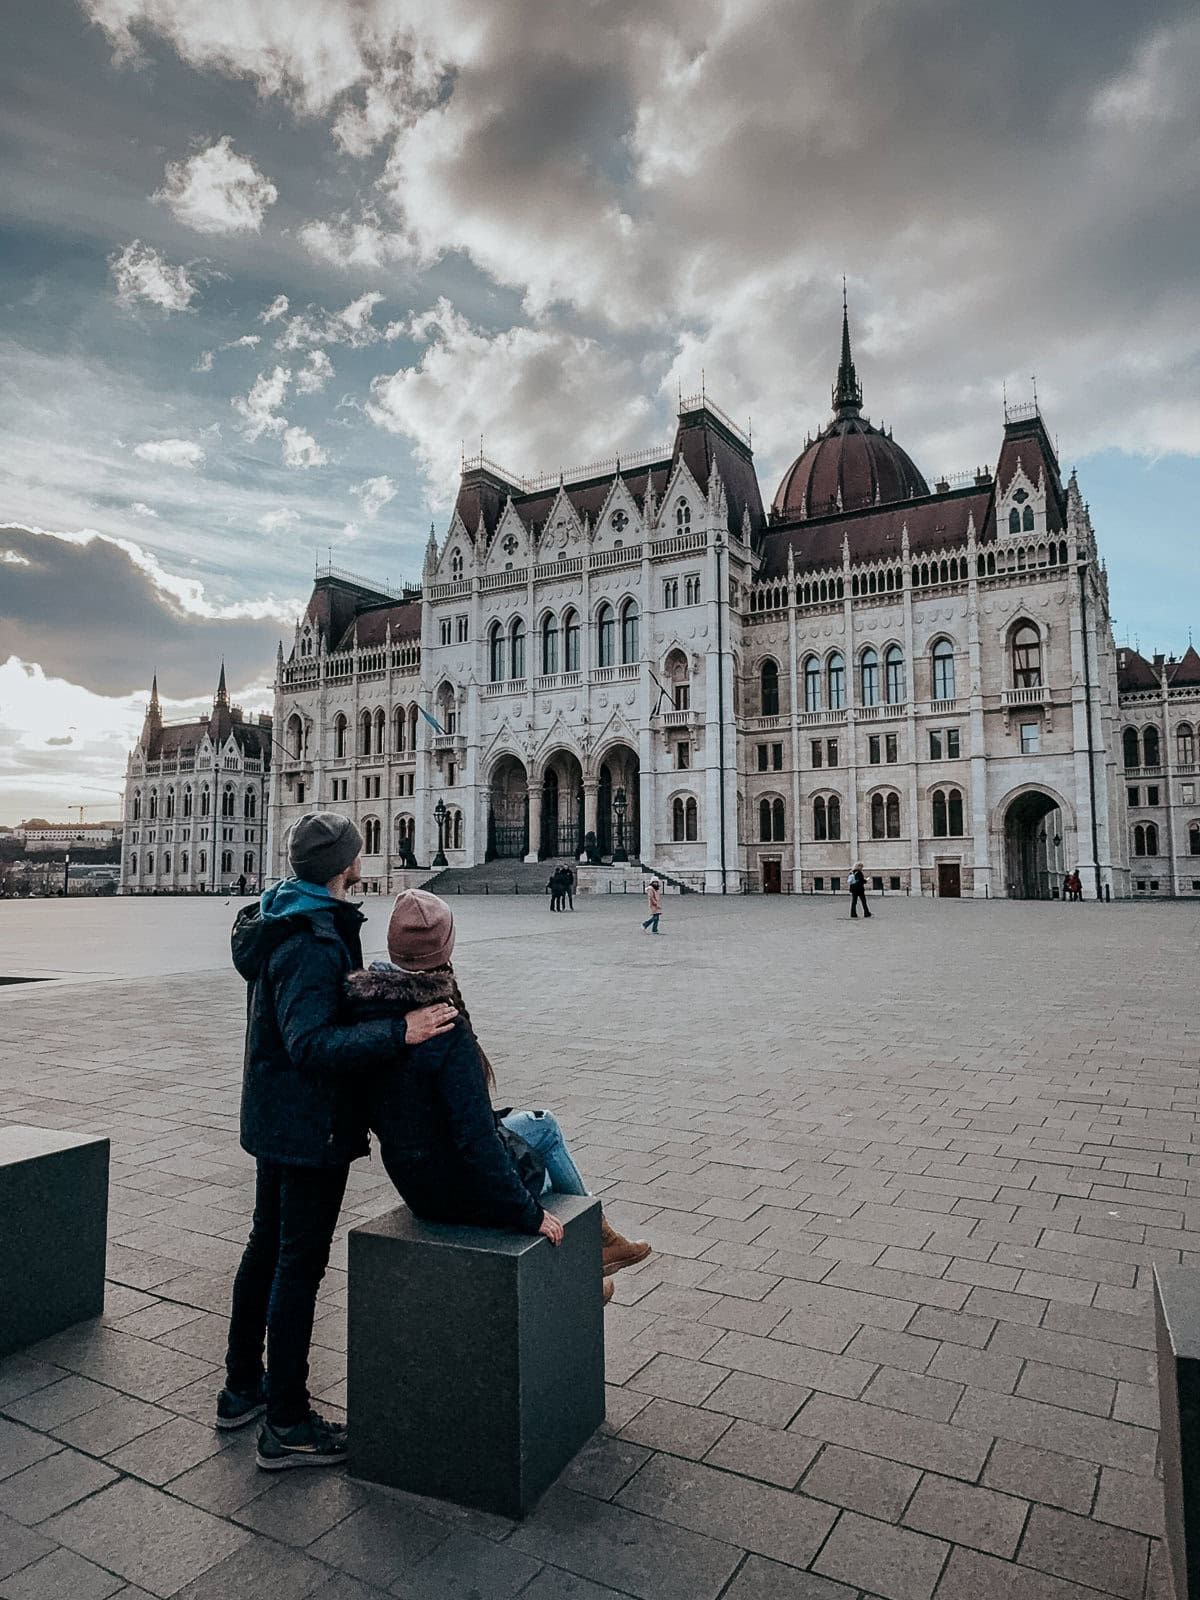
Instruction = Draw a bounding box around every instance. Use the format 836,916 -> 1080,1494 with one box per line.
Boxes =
601,1215 -> 652,1277
603,1277 -> 615,1305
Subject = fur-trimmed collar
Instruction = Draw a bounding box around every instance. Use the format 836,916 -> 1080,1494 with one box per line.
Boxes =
344,963 -> 456,1009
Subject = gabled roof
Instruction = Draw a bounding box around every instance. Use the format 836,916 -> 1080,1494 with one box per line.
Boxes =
1168,645 -> 1200,688
993,409 -> 1067,534
337,600 -> 421,650
1115,647 -> 1159,692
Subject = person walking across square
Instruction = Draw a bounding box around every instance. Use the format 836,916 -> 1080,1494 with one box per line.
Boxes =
642,878 -> 663,934
848,862 -> 872,919
220,813 -> 456,1470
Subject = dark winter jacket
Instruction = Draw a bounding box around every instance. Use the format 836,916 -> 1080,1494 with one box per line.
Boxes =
344,964 -> 544,1234
231,894 -> 409,1167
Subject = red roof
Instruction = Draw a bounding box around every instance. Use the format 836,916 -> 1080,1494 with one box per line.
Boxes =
338,600 -> 421,649
1169,645 -> 1200,688
773,415 -> 929,520
1116,647 -> 1158,692
759,485 -> 992,578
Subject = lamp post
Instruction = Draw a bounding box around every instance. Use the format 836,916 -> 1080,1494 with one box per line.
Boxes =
432,798 -> 449,868
612,786 -> 628,863
63,850 -> 70,898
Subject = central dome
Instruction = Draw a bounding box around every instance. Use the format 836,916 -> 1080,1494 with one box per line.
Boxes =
773,305 -> 929,520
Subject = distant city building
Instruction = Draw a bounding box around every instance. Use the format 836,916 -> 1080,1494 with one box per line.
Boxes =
261,307 -> 1192,898
19,822 -> 122,852
120,667 -> 272,894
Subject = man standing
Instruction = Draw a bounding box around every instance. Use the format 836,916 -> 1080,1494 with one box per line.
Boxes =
220,813 -> 456,1470
563,864 -> 575,911
642,878 -> 663,934
848,862 -> 872,919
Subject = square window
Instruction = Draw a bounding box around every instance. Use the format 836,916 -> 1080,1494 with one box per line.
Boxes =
1136,879 -> 1146,890
676,742 -> 690,770
1128,787 -> 1139,807
831,877 -> 841,892
1192,880 -> 1200,890
447,763 -> 456,786
886,734 -> 898,763
868,734 -> 881,765
826,738 -> 838,767
814,876 -> 824,891
871,876 -> 883,891
1147,785 -> 1160,805
947,729 -> 961,758
773,743 -> 784,771
929,731 -> 943,760
1150,880 -> 1160,891
889,875 -> 901,890
757,745 -> 768,772
1020,722 -> 1040,754
811,740 -> 823,769
1184,784 -> 1195,804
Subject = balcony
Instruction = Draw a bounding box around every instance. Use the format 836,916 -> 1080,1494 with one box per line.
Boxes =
1002,685 -> 1048,709
797,709 -> 848,727
535,671 -> 584,690
591,664 -> 640,684
482,679 -> 526,698
748,715 -> 782,731
660,708 -> 697,729
433,733 -> 464,753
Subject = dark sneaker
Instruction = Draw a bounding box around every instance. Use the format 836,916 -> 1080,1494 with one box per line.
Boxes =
215,1378 -> 267,1431
256,1411 -> 348,1471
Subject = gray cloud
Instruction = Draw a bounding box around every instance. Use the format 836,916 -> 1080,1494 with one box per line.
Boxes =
0,524 -> 286,697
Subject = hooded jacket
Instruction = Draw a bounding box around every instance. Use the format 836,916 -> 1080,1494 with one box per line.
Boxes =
344,964 -> 544,1235
231,882 -> 408,1167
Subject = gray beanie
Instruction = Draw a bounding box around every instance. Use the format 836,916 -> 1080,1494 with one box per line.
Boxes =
288,813 -> 363,884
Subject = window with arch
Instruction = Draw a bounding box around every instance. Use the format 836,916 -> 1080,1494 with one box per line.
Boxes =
333,714 -> 348,759
828,652 -> 846,710
373,708 -> 386,755
597,602 -> 616,668
358,709 -> 372,755
1012,623 -> 1042,688
149,790 -> 158,820
182,786 -> 192,818
510,618 -> 526,680
887,793 -> 900,837
488,622 -> 505,683
932,639 -> 956,701
664,648 -> 690,710
1133,823 -> 1159,857
286,712 -> 304,759
133,791 -> 142,821
827,795 -> 841,839
884,645 -> 905,704
1143,725 -> 1161,768
409,705 -> 419,748
813,795 -> 828,840
243,851 -> 255,875
672,796 -> 699,842
163,852 -> 171,874
244,790 -> 257,820
860,648 -> 879,707
1189,822 -> 1200,856
200,786 -> 210,817
393,707 -> 406,752
675,498 -> 691,532
181,852 -> 189,873
222,785 -> 236,819
758,797 -> 786,842
165,788 -> 175,819
932,787 -> 964,837
363,817 -> 382,855
1009,507 -> 1021,534
1178,724 -> 1195,767
221,850 -> 233,873
452,810 -> 464,850
621,599 -> 640,664
130,853 -> 137,875
542,613 -> 559,676
760,659 -> 780,717
1123,727 -> 1140,769
803,655 -> 822,713
672,797 -> 685,841
198,850 -> 207,874
872,792 -> 900,839
1023,504 -> 1035,531
563,609 -> 581,673
437,683 -> 457,735
450,549 -> 463,580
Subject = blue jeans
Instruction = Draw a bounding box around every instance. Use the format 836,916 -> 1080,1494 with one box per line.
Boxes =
500,1110 -> 589,1196
642,912 -> 660,933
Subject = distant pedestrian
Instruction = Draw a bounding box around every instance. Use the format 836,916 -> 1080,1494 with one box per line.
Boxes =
546,868 -> 564,912
848,863 -> 872,920
563,865 -> 575,911
1066,870 -> 1083,903
642,878 -> 663,935
236,872 -> 247,896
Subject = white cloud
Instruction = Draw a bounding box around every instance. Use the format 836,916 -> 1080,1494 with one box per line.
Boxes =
225,334 -> 261,350
194,349 -> 215,372
154,135 -> 278,234
352,474 -> 397,518
294,349 -> 333,394
258,507 -> 300,535
281,426 -> 328,469
108,239 -> 200,313
367,298 -> 654,504
231,366 -> 290,441
130,501 -> 158,517
275,292 -> 386,351
298,209 -> 414,270
261,293 -> 289,323
132,437 -> 206,469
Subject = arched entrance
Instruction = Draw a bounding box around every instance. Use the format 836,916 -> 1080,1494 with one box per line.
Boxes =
541,751 -> 584,858
1003,789 -> 1066,899
487,754 -> 529,859
597,744 -> 640,860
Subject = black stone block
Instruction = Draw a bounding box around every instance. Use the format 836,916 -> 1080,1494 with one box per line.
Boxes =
1155,1264 -> 1200,1600
347,1194 -> 605,1518
0,1125 -> 109,1358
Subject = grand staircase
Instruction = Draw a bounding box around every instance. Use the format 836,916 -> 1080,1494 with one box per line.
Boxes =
422,858 -> 575,896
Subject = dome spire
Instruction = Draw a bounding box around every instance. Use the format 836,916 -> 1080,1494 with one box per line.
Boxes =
832,278 -> 863,417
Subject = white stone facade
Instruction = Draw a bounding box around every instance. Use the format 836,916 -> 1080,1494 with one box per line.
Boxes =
266,372 -> 1164,899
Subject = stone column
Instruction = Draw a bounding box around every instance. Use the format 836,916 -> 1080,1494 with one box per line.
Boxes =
525,780 -> 542,863
583,780 -> 598,841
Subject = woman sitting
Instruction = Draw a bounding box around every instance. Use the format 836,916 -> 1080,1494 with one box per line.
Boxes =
345,890 -> 650,1299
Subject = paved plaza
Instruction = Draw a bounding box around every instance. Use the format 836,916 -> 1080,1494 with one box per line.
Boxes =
0,891 -> 1197,1600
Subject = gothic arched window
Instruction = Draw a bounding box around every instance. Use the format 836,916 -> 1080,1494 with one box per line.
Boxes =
932,639 -> 956,702
828,652 -> 846,710
597,602 -> 616,668
1012,623 -> 1042,689
871,793 -> 885,839
804,655 -> 822,713
685,797 -> 698,840
488,622 -> 505,683
760,659 -> 780,717
1143,726 -> 1161,768
673,798 -> 686,842
826,796 -> 841,840
860,648 -> 879,707
884,645 -> 905,704
334,714 -> 348,759
542,613 -> 559,676
886,792 -> 900,838
1123,727 -> 1140,770
1009,507 -> 1021,534
759,798 -> 772,842
510,618 -> 526,681
813,795 -> 828,840
675,499 -> 691,532
1023,505 -> 1035,531
621,600 -> 640,665
1177,724 -> 1195,768
563,610 -> 581,673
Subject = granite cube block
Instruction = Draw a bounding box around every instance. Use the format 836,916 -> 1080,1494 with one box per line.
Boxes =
347,1194 -> 604,1517
1155,1264 -> 1200,1600
0,1125 -> 108,1358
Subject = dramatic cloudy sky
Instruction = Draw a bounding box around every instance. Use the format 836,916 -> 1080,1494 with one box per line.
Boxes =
2,0 -> 1198,820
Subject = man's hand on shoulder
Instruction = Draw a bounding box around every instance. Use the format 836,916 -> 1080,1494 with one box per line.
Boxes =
405,1002 -> 458,1046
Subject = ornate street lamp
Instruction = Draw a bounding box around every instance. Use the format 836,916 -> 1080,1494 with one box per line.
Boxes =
612,786 -> 628,863
432,798 -> 449,868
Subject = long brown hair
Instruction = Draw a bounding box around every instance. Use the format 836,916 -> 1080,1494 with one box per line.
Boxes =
429,963 -> 496,1092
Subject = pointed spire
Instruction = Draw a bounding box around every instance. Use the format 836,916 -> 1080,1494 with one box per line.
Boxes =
832,279 -> 863,416
149,672 -> 160,714
215,661 -> 229,708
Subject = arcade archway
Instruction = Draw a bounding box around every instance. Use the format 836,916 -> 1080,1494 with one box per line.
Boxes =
1003,789 -> 1066,899
487,754 -> 529,859
597,743 -> 640,860
540,750 -> 584,858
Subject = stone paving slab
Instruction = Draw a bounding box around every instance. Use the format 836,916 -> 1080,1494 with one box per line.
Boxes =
0,893 -> 1198,1597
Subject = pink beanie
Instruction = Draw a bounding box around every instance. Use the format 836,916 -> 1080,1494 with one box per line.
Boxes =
387,889 -> 456,970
